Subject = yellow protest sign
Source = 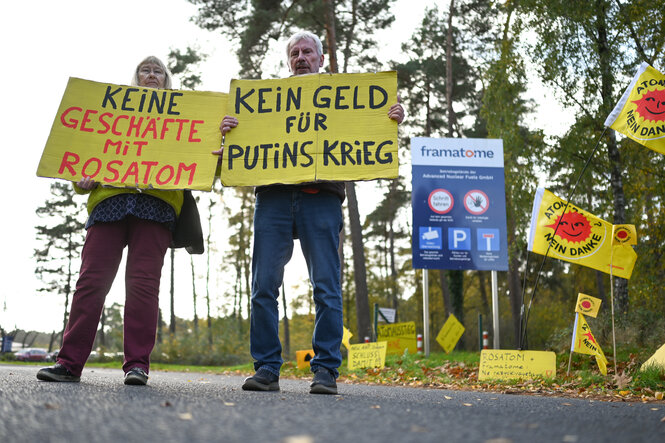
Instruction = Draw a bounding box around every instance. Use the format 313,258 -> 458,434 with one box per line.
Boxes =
478,350 -> 556,381
435,314 -> 465,354
527,188 -> 637,279
342,326 -> 353,350
575,293 -> 602,318
376,321 -> 417,355
641,343 -> 665,371
612,224 -> 637,246
348,342 -> 388,370
220,72 -> 398,186
571,313 -> 608,375
37,77 -> 226,190
604,62 -> 665,155
296,350 -> 316,370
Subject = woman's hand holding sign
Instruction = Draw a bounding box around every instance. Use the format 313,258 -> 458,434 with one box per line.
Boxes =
77,176 -> 98,191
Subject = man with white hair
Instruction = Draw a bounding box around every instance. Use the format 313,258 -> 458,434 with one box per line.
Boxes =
220,31 -> 404,395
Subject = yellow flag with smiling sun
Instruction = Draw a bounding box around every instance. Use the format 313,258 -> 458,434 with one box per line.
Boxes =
604,62 -> 665,155
527,188 -> 637,279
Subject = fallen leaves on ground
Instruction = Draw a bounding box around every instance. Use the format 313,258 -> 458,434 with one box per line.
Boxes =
327,359 -> 665,403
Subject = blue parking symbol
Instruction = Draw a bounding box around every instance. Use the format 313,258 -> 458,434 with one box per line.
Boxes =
477,229 -> 500,251
448,228 -> 471,250
419,227 -> 442,249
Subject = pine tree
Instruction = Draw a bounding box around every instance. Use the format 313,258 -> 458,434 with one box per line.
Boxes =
34,181 -> 86,336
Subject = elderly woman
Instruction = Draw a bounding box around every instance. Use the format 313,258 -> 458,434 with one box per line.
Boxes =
37,56 -> 183,386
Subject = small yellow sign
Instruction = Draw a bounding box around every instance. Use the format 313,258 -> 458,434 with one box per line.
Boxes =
296,350 -> 315,370
478,350 -> 556,381
348,342 -> 387,370
377,321 -> 417,355
575,293 -> 602,318
435,314 -> 465,353
611,224 -> 637,246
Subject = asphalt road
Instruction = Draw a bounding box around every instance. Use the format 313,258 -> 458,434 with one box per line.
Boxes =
1,364 -> 663,443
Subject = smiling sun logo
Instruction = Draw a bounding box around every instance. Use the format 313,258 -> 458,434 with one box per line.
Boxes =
546,211 -> 591,244
632,88 -> 665,123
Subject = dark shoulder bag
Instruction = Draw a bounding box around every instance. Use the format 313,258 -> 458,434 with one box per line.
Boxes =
171,190 -> 204,254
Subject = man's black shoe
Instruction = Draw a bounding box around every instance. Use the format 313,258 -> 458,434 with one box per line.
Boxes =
37,363 -> 80,382
242,367 -> 280,391
124,367 -> 149,385
310,368 -> 337,395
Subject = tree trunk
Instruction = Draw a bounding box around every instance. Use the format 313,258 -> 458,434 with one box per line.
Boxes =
506,209 -> 522,348
323,0 -> 371,341
323,0 -> 338,74
190,256 -> 199,337
206,197 -> 215,347
281,284 -> 290,358
477,272 -> 490,321
596,0 -> 628,313
170,248 -> 176,336
346,182 -> 372,341
438,270 -> 452,316
157,309 -> 163,344
388,180 -> 399,318
446,0 -> 465,348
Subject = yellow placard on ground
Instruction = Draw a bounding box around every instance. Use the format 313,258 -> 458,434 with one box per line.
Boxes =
296,349 -> 316,370
221,72 -> 398,186
348,342 -> 388,370
478,350 -> 556,381
37,77 -> 226,191
435,314 -> 465,354
575,293 -> 602,318
377,321 -> 417,355
641,343 -> 665,371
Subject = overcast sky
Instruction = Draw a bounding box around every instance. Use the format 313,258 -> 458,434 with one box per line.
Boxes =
0,0 -> 439,335
0,0 -> 571,336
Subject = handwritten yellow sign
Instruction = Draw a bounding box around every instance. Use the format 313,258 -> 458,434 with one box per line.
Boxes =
478,350 -> 556,381
436,314 -> 465,353
220,72 -> 398,186
348,342 -> 388,370
296,349 -> 316,370
377,321 -> 417,355
37,77 -> 226,190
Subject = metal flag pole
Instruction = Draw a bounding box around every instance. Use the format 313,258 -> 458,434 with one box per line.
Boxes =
491,270 -> 500,349
422,270 -> 430,357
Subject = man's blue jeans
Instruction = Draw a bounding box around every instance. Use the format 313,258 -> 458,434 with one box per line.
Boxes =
250,189 -> 344,378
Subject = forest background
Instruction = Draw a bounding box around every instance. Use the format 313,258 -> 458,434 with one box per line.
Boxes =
3,0 -> 665,368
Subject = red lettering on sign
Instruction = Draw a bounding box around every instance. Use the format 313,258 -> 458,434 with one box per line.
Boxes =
188,120 -> 204,142
60,107 -> 82,129
58,151 -> 80,176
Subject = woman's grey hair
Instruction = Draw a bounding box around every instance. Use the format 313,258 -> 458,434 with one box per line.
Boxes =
131,55 -> 173,89
286,31 -> 323,61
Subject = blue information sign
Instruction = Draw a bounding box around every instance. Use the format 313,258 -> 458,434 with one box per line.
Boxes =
411,137 -> 508,271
